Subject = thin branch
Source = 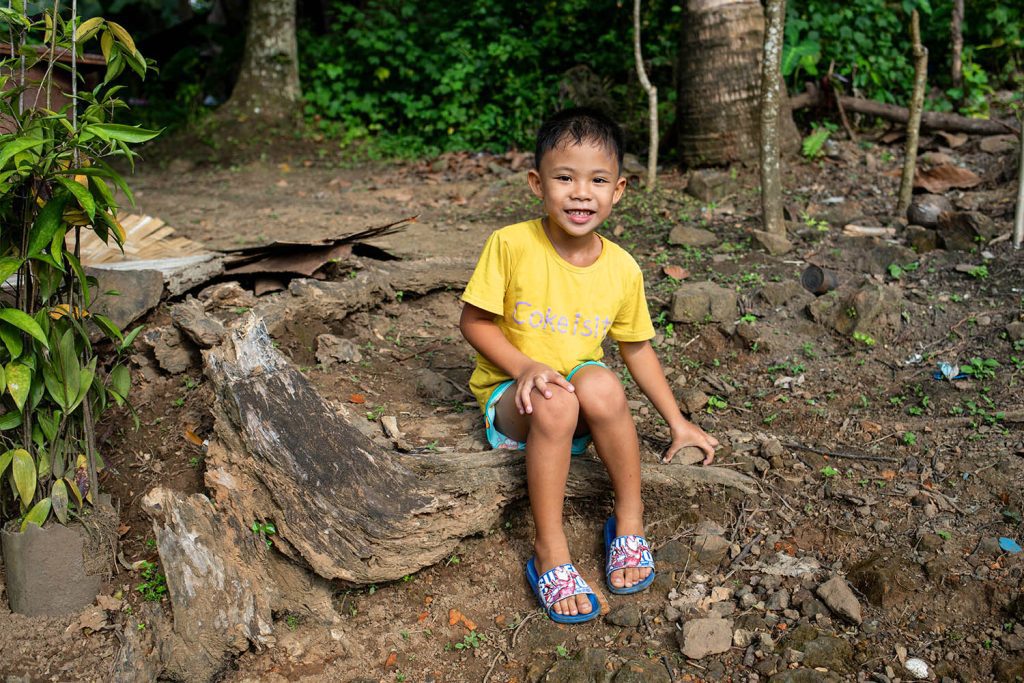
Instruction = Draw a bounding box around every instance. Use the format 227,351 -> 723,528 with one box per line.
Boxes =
632,0 -> 658,190
1014,117 -> 1023,250
896,10 -> 928,218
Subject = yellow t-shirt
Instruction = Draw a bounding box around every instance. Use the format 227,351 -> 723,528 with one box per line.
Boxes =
461,219 -> 655,411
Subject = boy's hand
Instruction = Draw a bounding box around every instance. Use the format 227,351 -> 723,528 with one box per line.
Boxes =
662,421 -> 719,465
515,362 -> 574,415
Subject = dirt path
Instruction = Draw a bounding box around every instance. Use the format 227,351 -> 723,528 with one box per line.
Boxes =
2,136 -> 1024,683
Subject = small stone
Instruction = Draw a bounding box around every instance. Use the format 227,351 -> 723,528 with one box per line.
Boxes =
670,282 -> 738,324
761,438 -> 784,459
766,589 -> 791,611
315,334 -> 362,366
664,605 -> 682,623
735,629 -> 755,648
802,635 -> 855,673
606,604 -> 642,627
679,618 -> 734,660
668,225 -> 719,248
906,194 -> 953,229
741,593 -> 759,609
816,577 -> 863,625
1006,322 -> 1024,342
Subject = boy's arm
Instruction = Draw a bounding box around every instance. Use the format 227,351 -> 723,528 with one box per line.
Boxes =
619,339 -> 718,464
459,303 -> 575,415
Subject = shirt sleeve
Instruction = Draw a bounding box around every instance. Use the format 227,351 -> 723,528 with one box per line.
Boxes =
609,268 -> 655,342
461,230 -> 508,316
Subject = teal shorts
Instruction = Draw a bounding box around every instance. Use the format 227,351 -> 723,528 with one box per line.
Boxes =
483,361 -> 607,455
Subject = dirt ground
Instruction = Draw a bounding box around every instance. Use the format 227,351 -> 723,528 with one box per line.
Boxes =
1,125 -> 1024,683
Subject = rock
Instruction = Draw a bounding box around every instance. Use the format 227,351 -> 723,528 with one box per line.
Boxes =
734,628 -> 754,648
543,647 -> 614,683
411,367 -> 461,401
760,438 -> 784,459
655,540 -> 690,570
766,589 -> 791,611
906,194 -> 953,228
679,618 -> 733,660
87,267 -> 164,331
668,225 -> 719,248
678,388 -> 709,415
993,658 -> 1024,683
670,282 -> 737,324
199,281 -> 258,309
905,226 -> 939,253
613,658 -> 671,683
315,334 -> 362,367
799,597 -> 830,619
142,326 -> 199,375
937,211 -> 999,251
801,635 -> 854,673
918,532 -> 945,553
169,297 -> 226,348
759,281 -> 811,308
816,577 -> 862,625
808,281 -> 904,342
855,244 -> 917,277
1006,322 -> 1024,342
687,170 -> 737,203
980,134 -> 1018,154
752,230 -> 793,256
691,533 -> 730,567
606,604 -> 642,627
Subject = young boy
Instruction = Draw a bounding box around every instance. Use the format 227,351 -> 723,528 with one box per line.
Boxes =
459,107 -> 718,623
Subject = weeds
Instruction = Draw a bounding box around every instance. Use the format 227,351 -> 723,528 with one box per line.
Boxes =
136,561 -> 168,602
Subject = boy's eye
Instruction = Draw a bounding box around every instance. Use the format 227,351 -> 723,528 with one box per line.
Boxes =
594,177 -> 608,184
555,175 -> 571,182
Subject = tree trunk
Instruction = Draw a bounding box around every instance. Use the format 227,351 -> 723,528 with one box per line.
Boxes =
223,0 -> 301,122
950,0 -> 964,92
1014,123 -> 1023,250
634,0 -> 659,190
676,0 -> 797,167
897,10 -> 928,219
756,0 -> 790,254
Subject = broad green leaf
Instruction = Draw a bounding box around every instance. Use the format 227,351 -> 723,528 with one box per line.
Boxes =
78,160 -> 135,207
100,30 -> 114,62
83,123 -> 159,145
11,448 -> 35,504
27,194 -> 69,258
20,498 -> 51,531
51,479 -> 68,524
87,174 -> 116,209
92,314 -> 122,343
0,323 -> 22,358
122,324 -> 144,350
0,411 -> 21,430
107,21 -> 137,53
0,364 -> 5,392
0,137 -> 44,170
65,253 -> 91,308
35,446 -> 50,480
55,176 -> 96,220
49,226 -> 67,269
0,256 -> 24,283
0,308 -> 48,347
75,16 -> 104,43
34,260 -> 64,301
64,476 -> 83,508
110,364 -> 130,400
5,362 -> 31,411
69,358 -> 96,413
0,449 -> 12,476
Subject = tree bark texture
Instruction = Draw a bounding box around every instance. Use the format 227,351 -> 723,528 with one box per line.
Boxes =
789,84 -> 1020,136
224,0 -> 301,121
758,0 -> 786,239
897,11 -> 928,219
634,0 -> 659,190
676,0 -> 797,167
950,0 -> 964,91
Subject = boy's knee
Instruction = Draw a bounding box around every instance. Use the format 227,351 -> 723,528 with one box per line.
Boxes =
530,387 -> 579,432
575,369 -> 628,421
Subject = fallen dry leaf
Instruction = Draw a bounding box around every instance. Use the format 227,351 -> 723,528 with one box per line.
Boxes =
880,469 -> 897,481
913,163 -> 981,193
384,651 -> 398,668
95,594 -> 122,611
417,610 -> 429,623
937,131 -> 968,148
662,264 -> 690,280
349,394 -> 366,404
184,428 -> 203,446
448,608 -> 461,626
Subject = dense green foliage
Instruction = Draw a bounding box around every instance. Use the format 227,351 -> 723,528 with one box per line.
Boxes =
785,0 -> 1022,115
298,0 -> 683,156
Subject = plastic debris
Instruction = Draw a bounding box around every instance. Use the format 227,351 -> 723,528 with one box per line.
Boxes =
999,537 -> 1022,554
905,353 -> 924,366
933,362 -> 967,381
905,657 -> 930,679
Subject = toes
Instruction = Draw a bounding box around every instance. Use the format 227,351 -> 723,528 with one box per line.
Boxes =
576,593 -> 592,614
610,568 -> 625,588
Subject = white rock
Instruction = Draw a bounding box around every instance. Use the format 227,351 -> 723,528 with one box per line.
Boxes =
905,657 -> 930,679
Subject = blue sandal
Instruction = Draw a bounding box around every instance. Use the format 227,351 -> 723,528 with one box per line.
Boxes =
525,558 -> 600,624
604,517 -> 656,595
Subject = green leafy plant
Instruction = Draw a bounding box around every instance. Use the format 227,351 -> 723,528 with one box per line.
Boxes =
962,357 -> 999,381
902,431 -> 917,446
852,331 -> 876,347
801,127 -> 830,159
0,7 -> 155,533
453,631 -> 485,650
820,465 -> 839,478
135,560 -> 168,602
555,644 -> 570,658
251,520 -> 277,549
706,395 -> 728,413
967,265 -> 990,279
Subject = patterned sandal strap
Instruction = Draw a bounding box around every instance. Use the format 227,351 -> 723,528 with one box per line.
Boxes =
537,563 -> 595,609
606,534 -> 655,575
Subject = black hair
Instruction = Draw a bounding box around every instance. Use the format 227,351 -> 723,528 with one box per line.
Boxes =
534,107 -> 624,174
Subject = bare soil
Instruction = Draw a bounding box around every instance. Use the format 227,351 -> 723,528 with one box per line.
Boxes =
1,128 -> 1023,683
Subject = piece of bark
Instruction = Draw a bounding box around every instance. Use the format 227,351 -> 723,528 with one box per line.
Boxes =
169,297 -> 227,348
842,225 -> 896,238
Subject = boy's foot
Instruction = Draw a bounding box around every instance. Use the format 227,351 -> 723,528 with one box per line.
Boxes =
606,518 -> 653,592
535,544 -> 594,618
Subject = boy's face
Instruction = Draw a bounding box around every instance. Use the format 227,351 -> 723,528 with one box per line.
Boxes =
528,139 -> 626,242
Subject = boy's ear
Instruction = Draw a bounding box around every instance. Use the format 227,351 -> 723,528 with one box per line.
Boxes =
527,169 -> 544,198
612,175 -> 627,204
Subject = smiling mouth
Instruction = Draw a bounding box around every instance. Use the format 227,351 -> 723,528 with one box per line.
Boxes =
565,209 -> 595,224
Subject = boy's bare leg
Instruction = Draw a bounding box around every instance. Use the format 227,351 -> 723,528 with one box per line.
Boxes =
493,385 -> 594,617
570,366 -> 651,591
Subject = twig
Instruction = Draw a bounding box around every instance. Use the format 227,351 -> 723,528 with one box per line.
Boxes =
783,441 -> 900,463
896,9 -> 928,218
728,532 -> 764,568
510,611 -> 542,648
482,650 -> 506,683
661,655 -> 677,683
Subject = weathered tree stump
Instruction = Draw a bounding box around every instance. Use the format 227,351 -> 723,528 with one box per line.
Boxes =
139,311 -> 757,680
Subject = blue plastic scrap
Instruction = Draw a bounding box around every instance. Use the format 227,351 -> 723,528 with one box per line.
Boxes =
933,362 -> 968,381
999,537 -> 1022,554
